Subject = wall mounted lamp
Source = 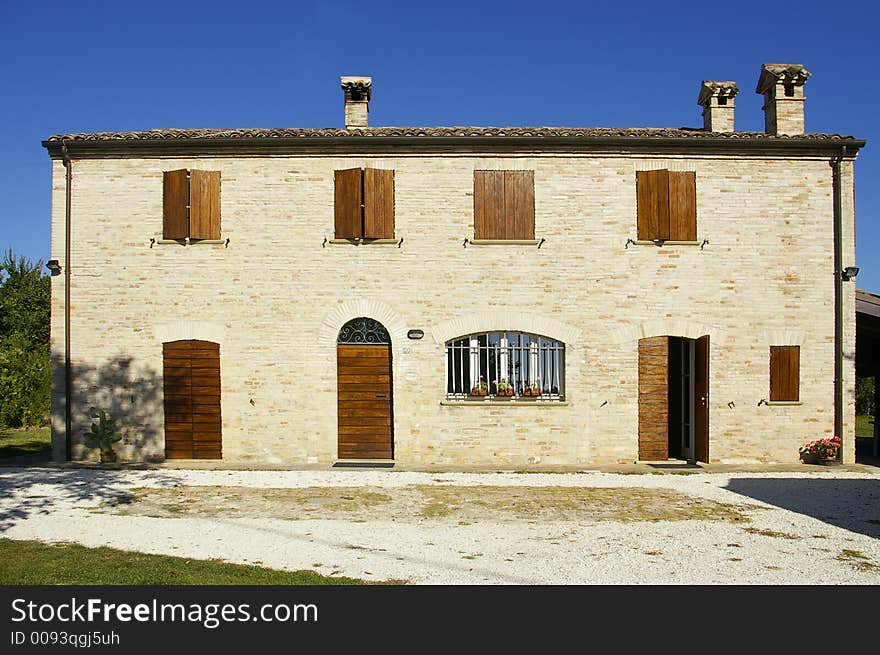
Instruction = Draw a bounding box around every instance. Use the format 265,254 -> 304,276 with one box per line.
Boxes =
46,260 -> 62,276
841,266 -> 860,281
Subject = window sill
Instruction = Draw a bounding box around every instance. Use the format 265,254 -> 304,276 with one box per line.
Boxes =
765,400 -> 802,406
629,240 -> 702,247
328,238 -> 400,245
468,239 -> 542,246
153,238 -> 227,246
441,398 -> 568,406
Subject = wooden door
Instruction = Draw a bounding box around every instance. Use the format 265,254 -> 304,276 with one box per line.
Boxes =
163,340 -> 222,459
694,335 -> 710,463
337,344 -> 393,459
638,336 -> 669,461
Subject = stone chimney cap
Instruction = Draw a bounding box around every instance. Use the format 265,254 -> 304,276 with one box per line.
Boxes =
755,64 -> 811,95
341,76 -> 372,101
697,81 -> 740,106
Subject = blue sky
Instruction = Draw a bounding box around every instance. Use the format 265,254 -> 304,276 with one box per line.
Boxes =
1,0 -> 877,291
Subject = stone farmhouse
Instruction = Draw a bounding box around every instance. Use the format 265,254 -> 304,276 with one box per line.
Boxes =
42,63 -> 865,467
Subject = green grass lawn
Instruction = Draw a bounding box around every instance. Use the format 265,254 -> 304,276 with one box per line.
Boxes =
0,426 -> 51,458
857,414 -> 875,438
0,538 -> 372,585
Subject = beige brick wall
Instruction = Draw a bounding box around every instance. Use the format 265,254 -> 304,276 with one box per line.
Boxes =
48,151 -> 858,466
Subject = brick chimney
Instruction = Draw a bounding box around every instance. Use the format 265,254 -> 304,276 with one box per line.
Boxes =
698,81 -> 739,133
755,63 -> 811,136
341,76 -> 371,129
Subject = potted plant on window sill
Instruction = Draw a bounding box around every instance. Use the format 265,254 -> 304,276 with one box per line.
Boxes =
522,382 -> 541,397
469,378 -> 489,397
495,379 -> 515,398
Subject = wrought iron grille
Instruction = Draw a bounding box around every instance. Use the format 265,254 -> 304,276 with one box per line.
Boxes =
445,331 -> 565,399
337,317 -> 391,344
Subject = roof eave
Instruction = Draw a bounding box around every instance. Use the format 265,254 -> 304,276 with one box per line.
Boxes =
42,135 -> 867,159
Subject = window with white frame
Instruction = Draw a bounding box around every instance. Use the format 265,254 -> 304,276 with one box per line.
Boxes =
445,331 -> 565,400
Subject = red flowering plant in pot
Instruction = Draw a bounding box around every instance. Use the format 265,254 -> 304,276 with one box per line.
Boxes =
798,436 -> 842,464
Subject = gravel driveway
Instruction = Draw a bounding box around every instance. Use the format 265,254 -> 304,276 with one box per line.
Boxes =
1,466 -> 878,584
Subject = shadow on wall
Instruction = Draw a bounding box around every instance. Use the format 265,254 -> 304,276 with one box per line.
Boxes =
0,467 -> 178,533
724,478 -> 880,539
53,354 -> 165,463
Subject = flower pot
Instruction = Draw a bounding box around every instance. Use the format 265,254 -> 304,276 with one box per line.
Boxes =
100,449 -> 117,464
801,454 -> 840,465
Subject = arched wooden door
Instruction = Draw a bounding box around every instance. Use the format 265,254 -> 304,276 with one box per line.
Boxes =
337,318 -> 393,460
163,340 -> 222,459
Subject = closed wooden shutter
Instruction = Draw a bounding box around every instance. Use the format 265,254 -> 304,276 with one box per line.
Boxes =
335,168 -> 363,239
636,170 -> 669,241
474,170 -> 533,240
163,170 -> 189,240
507,170 -> 535,240
474,170 -> 502,240
638,336 -> 670,460
364,168 -> 394,239
637,169 -> 697,241
770,345 -> 800,401
189,170 -> 221,240
668,171 -> 696,241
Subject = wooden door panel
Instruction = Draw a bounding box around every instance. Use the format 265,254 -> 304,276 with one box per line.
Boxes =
337,343 -> 393,459
163,340 -> 222,460
638,336 -> 670,461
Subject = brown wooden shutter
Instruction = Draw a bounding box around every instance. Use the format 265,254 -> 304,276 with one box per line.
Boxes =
363,168 -> 394,239
770,345 -> 800,401
335,168 -> 363,239
636,169 -> 669,241
505,170 -> 535,240
163,170 -> 189,240
189,170 -> 221,240
668,171 -> 696,241
474,170 -> 504,240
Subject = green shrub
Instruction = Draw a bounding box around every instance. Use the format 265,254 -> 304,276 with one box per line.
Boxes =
857,377 -> 875,417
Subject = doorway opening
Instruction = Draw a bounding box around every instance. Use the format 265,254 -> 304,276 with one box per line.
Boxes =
638,335 -> 709,463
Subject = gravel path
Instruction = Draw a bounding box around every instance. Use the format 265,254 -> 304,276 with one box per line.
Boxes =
1,466 -> 878,584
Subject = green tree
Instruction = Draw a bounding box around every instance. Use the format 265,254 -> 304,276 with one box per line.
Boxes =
0,248 -> 51,427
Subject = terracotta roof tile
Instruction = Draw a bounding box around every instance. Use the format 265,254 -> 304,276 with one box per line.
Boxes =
44,126 -> 859,142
